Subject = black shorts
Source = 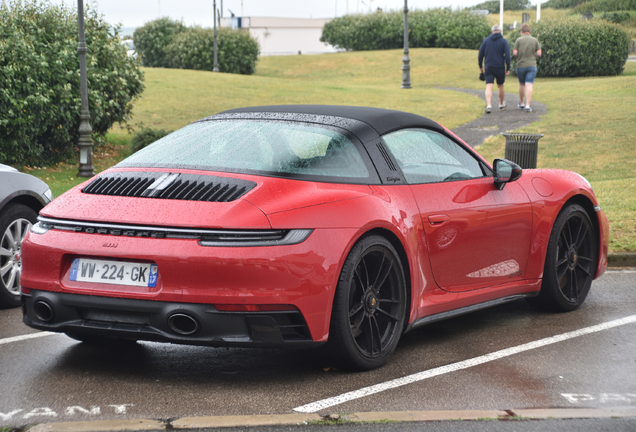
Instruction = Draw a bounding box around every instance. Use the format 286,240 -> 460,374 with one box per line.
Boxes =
485,67 -> 506,85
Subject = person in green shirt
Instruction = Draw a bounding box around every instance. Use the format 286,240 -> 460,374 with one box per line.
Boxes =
513,23 -> 542,112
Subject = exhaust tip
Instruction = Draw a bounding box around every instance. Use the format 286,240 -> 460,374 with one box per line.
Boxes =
167,313 -> 199,335
33,301 -> 54,322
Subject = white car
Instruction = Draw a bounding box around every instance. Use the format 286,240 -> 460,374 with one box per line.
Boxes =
0,164 -> 52,308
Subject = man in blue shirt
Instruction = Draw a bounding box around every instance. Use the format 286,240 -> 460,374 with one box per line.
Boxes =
478,25 -> 511,114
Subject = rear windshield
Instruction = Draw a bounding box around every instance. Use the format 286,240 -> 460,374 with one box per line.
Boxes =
118,120 -> 370,180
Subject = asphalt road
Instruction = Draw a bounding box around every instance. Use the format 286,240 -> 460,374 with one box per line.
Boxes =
1,269 -> 635,429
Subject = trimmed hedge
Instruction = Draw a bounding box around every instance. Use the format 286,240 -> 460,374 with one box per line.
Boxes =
0,1 -> 144,166
542,0 -> 585,9
164,27 -> 260,74
507,16 -> 630,77
133,17 -> 186,68
320,8 -> 491,51
574,0 -> 636,12
471,0 -> 531,13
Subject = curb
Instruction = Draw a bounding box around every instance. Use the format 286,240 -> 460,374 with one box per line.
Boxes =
28,419 -> 165,432
608,252 -> 636,268
25,408 -> 636,432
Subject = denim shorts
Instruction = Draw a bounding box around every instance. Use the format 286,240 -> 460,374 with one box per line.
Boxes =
517,66 -> 537,84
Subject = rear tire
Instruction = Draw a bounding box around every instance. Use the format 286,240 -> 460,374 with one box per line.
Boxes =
0,204 -> 37,308
527,204 -> 597,312
326,235 -> 407,371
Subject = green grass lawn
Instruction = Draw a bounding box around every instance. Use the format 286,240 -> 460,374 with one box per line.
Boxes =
30,48 -> 636,252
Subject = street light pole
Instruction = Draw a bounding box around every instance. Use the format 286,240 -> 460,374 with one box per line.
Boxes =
401,0 -> 411,89
213,0 -> 219,72
77,0 -> 94,177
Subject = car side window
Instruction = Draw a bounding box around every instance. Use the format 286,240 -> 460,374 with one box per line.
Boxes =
382,128 -> 487,184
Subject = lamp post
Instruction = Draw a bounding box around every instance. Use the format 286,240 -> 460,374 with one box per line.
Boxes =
213,0 -> 219,72
77,0 -> 94,177
401,0 -> 411,89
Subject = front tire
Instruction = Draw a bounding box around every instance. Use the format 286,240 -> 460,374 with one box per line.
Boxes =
0,204 -> 37,308
527,204 -> 597,312
326,235 -> 407,371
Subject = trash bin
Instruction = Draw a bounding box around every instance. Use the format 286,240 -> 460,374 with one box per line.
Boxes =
501,133 -> 544,169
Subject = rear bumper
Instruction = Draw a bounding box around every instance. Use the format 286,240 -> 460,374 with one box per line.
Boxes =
22,290 -> 320,348
21,227 -> 360,342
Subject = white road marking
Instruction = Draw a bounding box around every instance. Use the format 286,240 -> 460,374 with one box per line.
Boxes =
0,405 -> 134,421
562,393 -> 636,404
0,331 -> 56,346
294,314 -> 636,413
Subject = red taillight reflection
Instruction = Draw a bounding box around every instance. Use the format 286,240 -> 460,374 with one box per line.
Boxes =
214,304 -> 297,312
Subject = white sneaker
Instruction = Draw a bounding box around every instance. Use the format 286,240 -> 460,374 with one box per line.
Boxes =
485,106 -> 492,114
525,106 -> 532,112
518,103 -> 525,109
499,102 -> 507,110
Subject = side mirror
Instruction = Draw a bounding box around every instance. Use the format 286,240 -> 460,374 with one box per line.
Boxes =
493,158 -> 522,190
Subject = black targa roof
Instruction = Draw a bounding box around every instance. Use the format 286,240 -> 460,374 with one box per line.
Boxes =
220,105 -> 445,137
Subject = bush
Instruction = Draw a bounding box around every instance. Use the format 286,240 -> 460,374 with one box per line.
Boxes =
319,12 -> 402,51
0,1 -> 144,166
130,127 -> 172,153
507,16 -> 630,77
321,8 -> 491,51
133,17 -> 186,67
426,9 -> 494,49
164,27 -> 260,74
471,0 -> 531,13
575,0 -> 636,12
601,11 -> 632,22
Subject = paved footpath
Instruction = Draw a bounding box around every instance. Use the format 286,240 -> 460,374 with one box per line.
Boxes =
449,88 -> 547,148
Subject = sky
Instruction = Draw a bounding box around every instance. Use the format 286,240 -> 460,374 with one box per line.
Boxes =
52,0 -> 542,29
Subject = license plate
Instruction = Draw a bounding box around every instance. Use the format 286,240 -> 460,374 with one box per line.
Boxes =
70,258 -> 158,288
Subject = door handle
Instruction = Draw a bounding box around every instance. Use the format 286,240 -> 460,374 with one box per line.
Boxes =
428,214 -> 450,225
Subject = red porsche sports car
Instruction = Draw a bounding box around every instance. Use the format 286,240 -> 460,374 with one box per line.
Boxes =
21,105 -> 608,370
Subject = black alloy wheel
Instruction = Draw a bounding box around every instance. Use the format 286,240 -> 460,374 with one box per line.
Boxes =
527,204 -> 597,312
327,235 -> 407,370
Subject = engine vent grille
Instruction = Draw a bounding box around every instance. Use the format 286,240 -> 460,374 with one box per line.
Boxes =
82,172 -> 256,202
